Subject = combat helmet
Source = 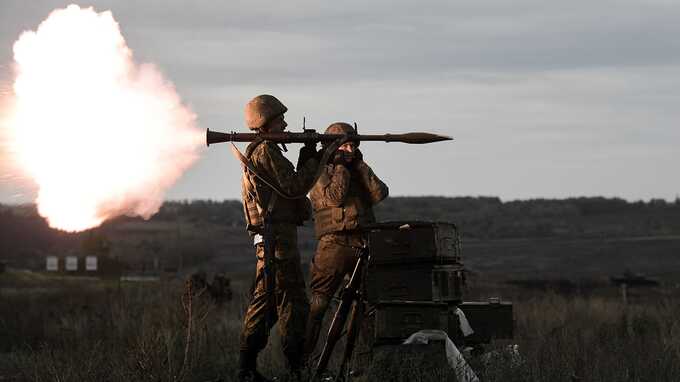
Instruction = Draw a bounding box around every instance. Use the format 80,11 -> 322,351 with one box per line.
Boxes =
244,94 -> 288,131
325,122 -> 355,135
324,122 -> 358,147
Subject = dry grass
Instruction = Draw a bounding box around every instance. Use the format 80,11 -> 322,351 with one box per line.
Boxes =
475,292 -> 680,382
1,272 -> 679,381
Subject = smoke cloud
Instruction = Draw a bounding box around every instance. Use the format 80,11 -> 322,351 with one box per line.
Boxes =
2,4 -> 204,231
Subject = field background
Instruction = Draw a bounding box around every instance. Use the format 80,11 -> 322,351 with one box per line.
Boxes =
1,196 -> 680,381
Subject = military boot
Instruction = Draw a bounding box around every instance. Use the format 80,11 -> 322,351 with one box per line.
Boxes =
238,350 -> 271,382
237,370 -> 271,382
273,369 -> 302,382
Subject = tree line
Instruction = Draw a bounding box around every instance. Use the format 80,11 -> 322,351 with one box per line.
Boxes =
2,196 -> 679,245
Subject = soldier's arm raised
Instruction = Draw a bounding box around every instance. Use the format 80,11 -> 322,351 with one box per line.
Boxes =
256,142 -> 320,197
355,160 -> 389,204
312,165 -> 351,208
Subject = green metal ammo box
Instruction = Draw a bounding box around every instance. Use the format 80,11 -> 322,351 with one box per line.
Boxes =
373,301 -> 448,344
366,263 -> 464,303
432,264 -> 465,302
367,221 -> 461,265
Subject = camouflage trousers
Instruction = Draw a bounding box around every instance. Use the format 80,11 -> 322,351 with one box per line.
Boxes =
239,225 -> 309,370
304,233 -> 366,356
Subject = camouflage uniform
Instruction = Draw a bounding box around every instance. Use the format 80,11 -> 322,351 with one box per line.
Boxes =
304,154 -> 389,356
238,132 -> 319,376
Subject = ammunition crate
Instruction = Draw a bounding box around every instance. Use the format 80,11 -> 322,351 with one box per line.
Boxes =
366,263 -> 464,303
367,221 -> 461,265
432,264 -> 465,302
458,300 -> 514,343
373,301 -> 448,343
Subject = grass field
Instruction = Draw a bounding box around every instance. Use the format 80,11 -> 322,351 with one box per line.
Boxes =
3,200 -> 679,380
1,269 -> 679,382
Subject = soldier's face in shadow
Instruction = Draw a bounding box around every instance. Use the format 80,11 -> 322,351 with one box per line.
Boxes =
265,114 -> 287,133
338,142 -> 357,162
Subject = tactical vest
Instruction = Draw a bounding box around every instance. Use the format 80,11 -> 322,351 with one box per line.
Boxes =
241,140 -> 313,233
313,177 -> 376,238
241,140 -> 267,233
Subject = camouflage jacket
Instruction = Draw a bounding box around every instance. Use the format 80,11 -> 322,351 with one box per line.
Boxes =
309,160 -> 388,238
243,140 -> 318,228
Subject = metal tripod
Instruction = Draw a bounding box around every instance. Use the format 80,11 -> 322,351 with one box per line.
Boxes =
310,246 -> 370,382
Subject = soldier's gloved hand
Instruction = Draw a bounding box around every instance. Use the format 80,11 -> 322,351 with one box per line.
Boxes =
315,145 -> 327,162
332,150 -> 347,167
303,140 -> 317,150
353,148 -> 363,162
343,149 -> 362,170
298,144 -> 318,167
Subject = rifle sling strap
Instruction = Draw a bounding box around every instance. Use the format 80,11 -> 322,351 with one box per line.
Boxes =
229,138 -> 345,200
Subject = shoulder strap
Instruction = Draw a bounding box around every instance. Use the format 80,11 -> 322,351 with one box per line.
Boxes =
230,143 -> 293,200
245,138 -> 265,158
229,138 -> 346,200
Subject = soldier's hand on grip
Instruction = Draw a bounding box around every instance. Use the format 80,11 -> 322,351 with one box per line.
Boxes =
298,144 -> 318,168
332,150 -> 347,167
353,148 -> 363,162
341,148 -> 361,170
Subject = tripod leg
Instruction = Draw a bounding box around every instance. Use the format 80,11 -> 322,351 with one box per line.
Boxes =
311,253 -> 366,381
335,299 -> 365,382
311,298 -> 355,381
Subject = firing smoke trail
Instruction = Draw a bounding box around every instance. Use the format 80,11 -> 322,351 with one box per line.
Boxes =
1,5 -> 204,231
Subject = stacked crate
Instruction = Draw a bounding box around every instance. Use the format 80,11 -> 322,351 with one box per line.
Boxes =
365,221 -> 512,345
366,222 -> 513,345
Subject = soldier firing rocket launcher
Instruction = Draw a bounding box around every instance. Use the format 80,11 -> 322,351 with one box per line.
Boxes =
212,94 -> 461,382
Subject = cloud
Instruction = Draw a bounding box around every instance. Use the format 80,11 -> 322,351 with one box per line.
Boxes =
1,0 -> 679,202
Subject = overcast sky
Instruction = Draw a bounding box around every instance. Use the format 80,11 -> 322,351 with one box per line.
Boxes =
1,0 -> 678,203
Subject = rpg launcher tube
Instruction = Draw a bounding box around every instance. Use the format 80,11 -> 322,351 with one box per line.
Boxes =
206,129 -> 452,146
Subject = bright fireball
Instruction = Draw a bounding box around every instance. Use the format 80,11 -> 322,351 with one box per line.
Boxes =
3,4 -> 203,232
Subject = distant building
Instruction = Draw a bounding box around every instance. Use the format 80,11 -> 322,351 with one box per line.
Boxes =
46,256 -> 59,271
65,256 -> 78,272
85,256 -> 98,271
43,254 -> 123,277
